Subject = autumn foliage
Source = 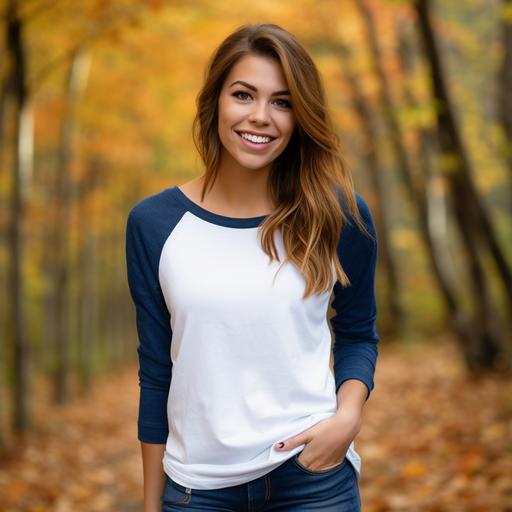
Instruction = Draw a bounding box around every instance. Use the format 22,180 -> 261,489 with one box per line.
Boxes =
0,0 -> 511,510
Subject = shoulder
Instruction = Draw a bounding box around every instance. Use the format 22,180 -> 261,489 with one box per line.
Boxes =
126,186 -> 188,255
128,187 -> 173,225
127,186 -> 187,231
337,189 -> 376,235
354,192 -> 374,225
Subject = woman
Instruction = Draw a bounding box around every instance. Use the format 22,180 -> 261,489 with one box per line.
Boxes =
126,23 -> 379,512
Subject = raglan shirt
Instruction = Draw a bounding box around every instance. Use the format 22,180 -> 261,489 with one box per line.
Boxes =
125,185 -> 379,490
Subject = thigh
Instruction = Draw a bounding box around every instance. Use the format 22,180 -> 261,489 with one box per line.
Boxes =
264,451 -> 361,512
160,474 -> 245,512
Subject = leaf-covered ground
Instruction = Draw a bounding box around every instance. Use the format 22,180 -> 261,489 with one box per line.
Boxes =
0,337 -> 510,511
360,339 -> 511,511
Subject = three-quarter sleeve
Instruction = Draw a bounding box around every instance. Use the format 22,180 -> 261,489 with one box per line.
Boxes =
125,208 -> 173,443
330,192 -> 379,402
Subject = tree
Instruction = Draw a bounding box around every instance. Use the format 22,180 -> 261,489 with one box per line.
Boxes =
414,0 -> 510,370
50,47 -> 91,404
5,0 -> 33,433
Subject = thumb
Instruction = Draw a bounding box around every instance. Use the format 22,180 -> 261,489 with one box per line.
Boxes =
274,433 -> 308,451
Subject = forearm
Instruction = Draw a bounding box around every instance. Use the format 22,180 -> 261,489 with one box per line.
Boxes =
335,379 -> 368,416
141,442 -> 166,512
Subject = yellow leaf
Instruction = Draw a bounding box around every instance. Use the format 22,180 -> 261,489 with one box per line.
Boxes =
402,461 -> 427,478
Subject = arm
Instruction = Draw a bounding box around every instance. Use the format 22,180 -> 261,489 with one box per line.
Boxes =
125,207 -> 173,511
141,442 -> 166,512
330,192 -> 380,418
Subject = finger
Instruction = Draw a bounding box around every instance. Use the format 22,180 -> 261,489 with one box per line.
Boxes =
274,434 -> 308,450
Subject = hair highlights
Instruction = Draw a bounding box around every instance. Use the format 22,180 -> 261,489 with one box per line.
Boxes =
192,23 -> 373,298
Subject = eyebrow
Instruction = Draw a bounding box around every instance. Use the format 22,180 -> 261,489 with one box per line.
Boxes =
229,80 -> 290,96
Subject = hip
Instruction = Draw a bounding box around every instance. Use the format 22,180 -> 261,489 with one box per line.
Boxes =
161,450 -> 361,511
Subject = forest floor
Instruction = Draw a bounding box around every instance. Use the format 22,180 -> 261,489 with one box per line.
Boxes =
0,335 -> 511,512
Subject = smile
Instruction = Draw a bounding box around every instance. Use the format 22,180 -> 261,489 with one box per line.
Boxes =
236,131 -> 276,146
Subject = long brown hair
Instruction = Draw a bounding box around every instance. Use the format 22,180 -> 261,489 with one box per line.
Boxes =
192,23 -> 373,298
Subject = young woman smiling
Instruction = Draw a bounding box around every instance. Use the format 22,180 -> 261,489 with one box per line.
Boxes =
126,23 -> 379,512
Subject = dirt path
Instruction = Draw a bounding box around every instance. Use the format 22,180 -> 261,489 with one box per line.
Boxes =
0,337 -> 510,511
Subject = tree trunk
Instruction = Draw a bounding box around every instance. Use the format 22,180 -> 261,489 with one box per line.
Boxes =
52,47 -> 90,404
417,0 -> 512,308
358,0 -> 468,339
395,16 -> 476,360
75,157 -> 100,396
6,0 -> 33,433
414,0 -> 508,370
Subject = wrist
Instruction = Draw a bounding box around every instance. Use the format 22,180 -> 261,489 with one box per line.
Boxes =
334,404 -> 363,430
337,401 -> 364,416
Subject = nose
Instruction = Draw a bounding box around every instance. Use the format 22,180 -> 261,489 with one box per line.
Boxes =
248,100 -> 270,125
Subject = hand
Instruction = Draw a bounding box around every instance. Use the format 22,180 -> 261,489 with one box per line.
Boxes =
274,409 -> 362,472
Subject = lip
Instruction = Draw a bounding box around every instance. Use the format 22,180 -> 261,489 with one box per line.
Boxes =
235,130 -> 277,150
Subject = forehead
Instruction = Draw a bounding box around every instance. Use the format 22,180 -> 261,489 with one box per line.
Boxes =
223,53 -> 288,90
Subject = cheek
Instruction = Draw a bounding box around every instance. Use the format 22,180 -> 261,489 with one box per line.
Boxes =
219,98 -> 243,125
217,97 -> 230,125
217,114 -> 234,144
280,117 -> 295,141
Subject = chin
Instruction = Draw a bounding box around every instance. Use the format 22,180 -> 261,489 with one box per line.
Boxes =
236,158 -> 275,171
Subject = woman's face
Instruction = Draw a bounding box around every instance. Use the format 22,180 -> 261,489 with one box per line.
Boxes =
217,53 -> 296,175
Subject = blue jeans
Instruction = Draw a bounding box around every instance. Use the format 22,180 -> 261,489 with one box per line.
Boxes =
160,450 -> 361,511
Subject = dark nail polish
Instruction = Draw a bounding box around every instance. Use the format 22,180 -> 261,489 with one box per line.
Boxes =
278,442 -> 284,448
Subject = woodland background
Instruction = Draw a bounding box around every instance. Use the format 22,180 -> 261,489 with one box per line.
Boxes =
0,0 -> 511,510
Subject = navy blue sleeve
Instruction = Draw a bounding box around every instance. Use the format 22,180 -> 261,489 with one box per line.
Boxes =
330,192 -> 379,402
125,205 -> 173,443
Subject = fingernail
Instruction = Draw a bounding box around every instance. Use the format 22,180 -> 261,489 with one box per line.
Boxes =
277,441 -> 284,449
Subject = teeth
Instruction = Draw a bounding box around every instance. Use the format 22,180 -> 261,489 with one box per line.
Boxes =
240,132 -> 273,144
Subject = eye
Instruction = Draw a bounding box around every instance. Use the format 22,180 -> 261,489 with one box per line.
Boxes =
273,98 -> 292,109
232,91 -> 252,101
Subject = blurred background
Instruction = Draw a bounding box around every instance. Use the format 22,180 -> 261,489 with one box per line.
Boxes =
0,0 -> 511,510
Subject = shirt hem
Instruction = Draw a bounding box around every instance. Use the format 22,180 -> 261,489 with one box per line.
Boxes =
163,449 -> 361,490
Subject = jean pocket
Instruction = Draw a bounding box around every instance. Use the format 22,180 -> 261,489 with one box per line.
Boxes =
161,474 -> 192,506
292,450 -> 348,475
